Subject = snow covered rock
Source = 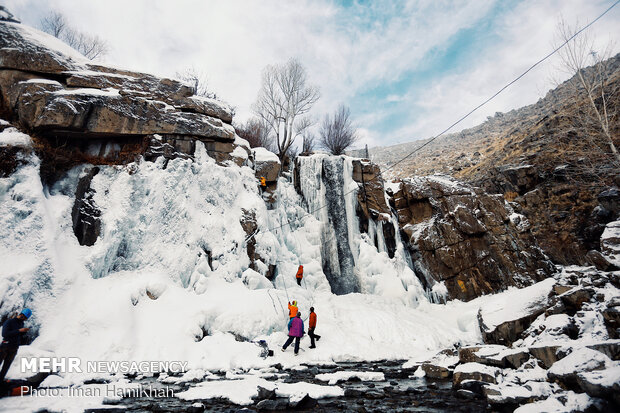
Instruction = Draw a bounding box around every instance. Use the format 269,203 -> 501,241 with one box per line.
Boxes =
547,347 -> 612,387
453,362 -> 501,387
459,345 -> 530,369
420,349 -> 460,379
0,18 -> 243,173
6,80 -> 235,139
0,20 -> 88,73
392,175 -> 552,301
528,344 -> 563,369
601,219 -> 620,266
478,278 -> 555,345
253,147 -> 280,183
315,371 -> 385,385
558,287 -> 595,315
484,381 -> 557,406
576,365 -> 620,404
512,391 -> 596,413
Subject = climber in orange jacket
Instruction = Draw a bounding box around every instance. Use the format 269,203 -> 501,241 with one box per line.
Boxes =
295,265 -> 303,286
288,300 -> 298,319
308,307 -> 321,349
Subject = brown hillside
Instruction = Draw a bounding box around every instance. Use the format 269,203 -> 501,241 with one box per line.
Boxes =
371,54 -> 620,265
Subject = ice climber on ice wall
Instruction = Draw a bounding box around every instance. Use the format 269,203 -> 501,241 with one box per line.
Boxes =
295,264 -> 304,286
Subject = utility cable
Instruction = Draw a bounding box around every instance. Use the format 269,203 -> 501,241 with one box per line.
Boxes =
250,0 -> 619,235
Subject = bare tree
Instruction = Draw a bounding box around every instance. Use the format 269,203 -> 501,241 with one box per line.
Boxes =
555,19 -> 619,164
40,11 -> 66,37
175,68 -> 217,99
252,58 -> 320,162
40,11 -> 108,60
301,132 -> 316,154
234,117 -> 273,150
319,105 -> 359,155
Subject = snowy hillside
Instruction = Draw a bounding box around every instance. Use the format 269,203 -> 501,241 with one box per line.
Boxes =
1,139 -> 484,377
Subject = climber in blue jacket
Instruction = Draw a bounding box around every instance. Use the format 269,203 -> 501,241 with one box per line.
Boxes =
0,309 -> 32,382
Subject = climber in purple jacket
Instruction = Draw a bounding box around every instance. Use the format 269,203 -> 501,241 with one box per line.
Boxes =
281,312 -> 304,355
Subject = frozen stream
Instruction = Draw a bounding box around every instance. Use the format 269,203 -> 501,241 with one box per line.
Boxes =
88,361 -> 486,412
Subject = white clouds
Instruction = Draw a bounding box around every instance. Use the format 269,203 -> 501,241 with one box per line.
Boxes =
4,0 -> 619,148
389,0 -> 620,142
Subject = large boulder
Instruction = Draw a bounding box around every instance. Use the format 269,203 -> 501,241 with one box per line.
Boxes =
420,349 -> 459,379
392,176 -> 553,300
0,20 -> 87,73
253,147 -> 280,182
459,345 -> 530,369
478,278 -> 555,345
0,18 -> 242,172
547,347 -> 612,387
12,82 -> 234,140
453,363 -> 501,387
576,365 -> 620,404
528,344 -> 563,369
601,219 -> 620,266
585,250 -> 619,272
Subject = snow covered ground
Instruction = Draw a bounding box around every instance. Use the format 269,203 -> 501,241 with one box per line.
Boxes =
1,136 -> 617,412
0,138 -> 504,411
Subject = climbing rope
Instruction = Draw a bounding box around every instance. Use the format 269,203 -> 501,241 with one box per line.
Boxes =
266,289 -> 280,316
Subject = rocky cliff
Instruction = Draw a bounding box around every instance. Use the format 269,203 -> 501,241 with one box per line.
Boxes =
0,12 -> 556,303
296,155 -> 553,301
365,54 -> 620,267
0,15 -> 249,185
391,176 -> 553,301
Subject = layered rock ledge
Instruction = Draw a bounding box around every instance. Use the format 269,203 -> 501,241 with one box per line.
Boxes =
0,17 -> 247,174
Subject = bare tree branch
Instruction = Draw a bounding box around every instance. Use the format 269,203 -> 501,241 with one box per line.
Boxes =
319,104 -> 359,155
175,68 -> 217,99
555,18 -> 619,163
39,11 -> 108,60
252,58 -> 320,162
301,132 -> 316,154
234,117 -> 273,150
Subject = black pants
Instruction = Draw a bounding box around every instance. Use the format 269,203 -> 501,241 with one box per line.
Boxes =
282,336 -> 301,354
0,346 -> 18,382
309,328 -> 321,347
296,278 -> 302,286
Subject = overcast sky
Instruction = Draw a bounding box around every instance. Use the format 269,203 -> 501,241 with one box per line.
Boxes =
5,0 -> 619,149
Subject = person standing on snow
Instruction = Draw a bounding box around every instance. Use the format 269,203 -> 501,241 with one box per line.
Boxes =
308,307 -> 321,349
288,300 -> 298,319
295,265 -> 303,286
0,309 -> 31,382
282,312 -> 304,355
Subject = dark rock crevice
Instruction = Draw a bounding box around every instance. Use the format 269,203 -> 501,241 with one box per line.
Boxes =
71,166 -> 102,246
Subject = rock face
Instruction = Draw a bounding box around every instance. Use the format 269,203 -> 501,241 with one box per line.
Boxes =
72,166 -> 101,246
601,219 -> 620,266
352,159 -> 391,221
292,156 -> 554,301
352,159 -> 397,258
240,209 -> 276,281
0,19 -> 244,176
391,176 -> 553,300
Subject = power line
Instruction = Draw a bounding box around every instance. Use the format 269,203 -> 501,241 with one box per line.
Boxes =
260,0 -> 619,235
